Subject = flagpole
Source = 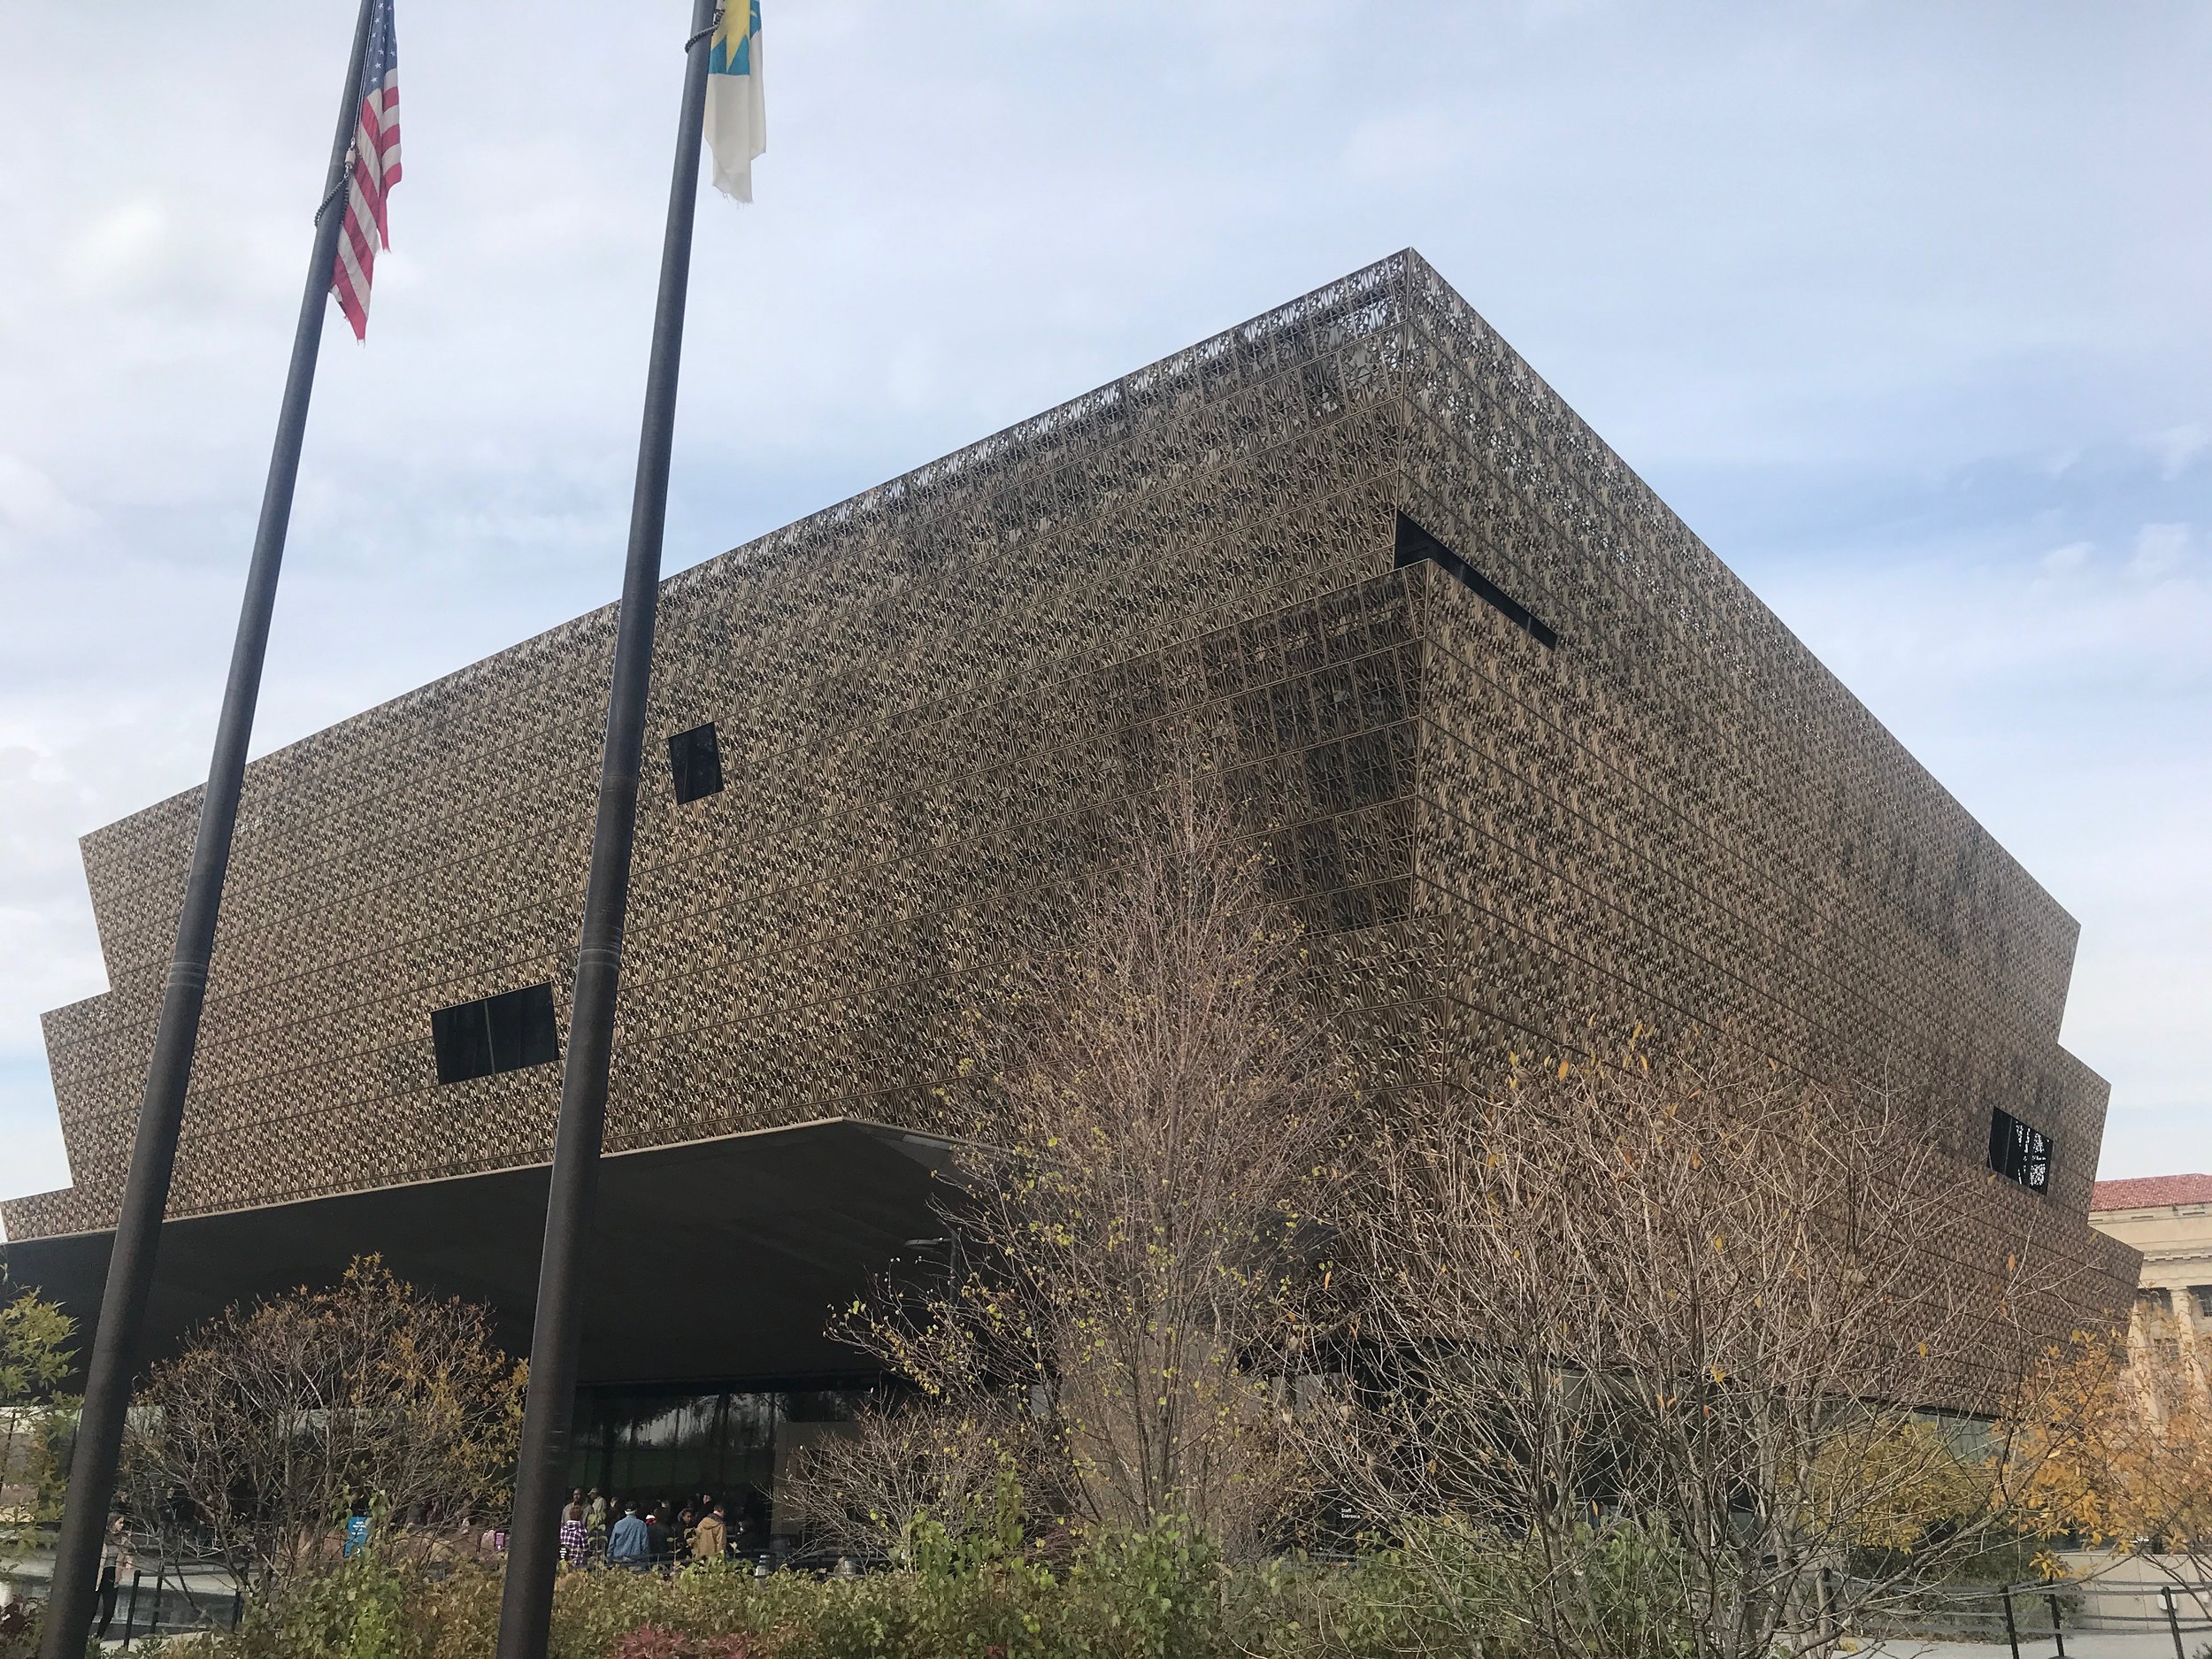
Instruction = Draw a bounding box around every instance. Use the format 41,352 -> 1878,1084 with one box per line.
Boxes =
495,2 -> 719,1651
35,2 -> 381,1654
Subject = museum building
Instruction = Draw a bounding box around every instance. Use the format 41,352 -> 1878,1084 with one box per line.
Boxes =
1,252 -> 2139,1539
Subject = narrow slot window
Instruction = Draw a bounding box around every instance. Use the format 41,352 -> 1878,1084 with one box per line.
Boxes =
1394,512 -> 1559,649
670,722 -> 725,804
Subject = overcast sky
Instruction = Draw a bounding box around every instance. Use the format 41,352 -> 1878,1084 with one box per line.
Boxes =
2,2 -> 2206,1224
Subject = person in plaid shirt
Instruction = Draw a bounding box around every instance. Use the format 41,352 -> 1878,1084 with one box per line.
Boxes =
558,1502 -> 590,1571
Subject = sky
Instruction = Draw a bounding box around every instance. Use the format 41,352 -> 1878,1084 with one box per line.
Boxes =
1,1 -> 2206,1224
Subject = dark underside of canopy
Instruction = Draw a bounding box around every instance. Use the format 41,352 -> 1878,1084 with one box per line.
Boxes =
3,1119 -> 956,1389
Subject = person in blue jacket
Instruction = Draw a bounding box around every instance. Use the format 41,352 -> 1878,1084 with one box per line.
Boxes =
606,1502 -> 651,1571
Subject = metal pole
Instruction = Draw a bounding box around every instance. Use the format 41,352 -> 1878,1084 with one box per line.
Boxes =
494,3 -> 718,1654
2047,1591 -> 2066,1659
36,3 -> 379,1653
2165,1585 -> 2185,1659
2002,1583 -> 2020,1659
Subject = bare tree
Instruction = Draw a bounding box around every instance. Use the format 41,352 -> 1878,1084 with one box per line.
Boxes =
774,1401 -> 1018,1564
119,1256 -> 525,1597
1311,1034 -> 2085,1659
852,768 -> 1347,1556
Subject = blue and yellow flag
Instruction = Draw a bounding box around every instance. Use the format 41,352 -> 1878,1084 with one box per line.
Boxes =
704,0 -> 765,202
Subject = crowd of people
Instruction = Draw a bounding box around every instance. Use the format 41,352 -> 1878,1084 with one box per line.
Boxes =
539,1488 -> 743,1573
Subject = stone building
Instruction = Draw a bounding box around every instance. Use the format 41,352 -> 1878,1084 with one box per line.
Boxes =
2092,1172 -> 2212,1384
1,251 -> 2138,1522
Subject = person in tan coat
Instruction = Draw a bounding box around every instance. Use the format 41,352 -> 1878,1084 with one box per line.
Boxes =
688,1502 -> 729,1565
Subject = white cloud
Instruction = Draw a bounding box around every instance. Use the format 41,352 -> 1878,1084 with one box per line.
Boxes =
0,456 -> 93,547
2038,540 -> 2093,576
2145,422 -> 2209,480
62,199 -> 175,290
2130,521 -> 2192,579
0,1079 -> 70,1240
1338,106 -> 1479,188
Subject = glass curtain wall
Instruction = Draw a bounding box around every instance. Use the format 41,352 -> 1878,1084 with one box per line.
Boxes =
569,1386 -> 871,1558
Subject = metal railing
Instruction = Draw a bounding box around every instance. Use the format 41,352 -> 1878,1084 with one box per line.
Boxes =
110,1555 -> 248,1647
1833,1571 -> 2212,1658
2,1544 -> 246,1647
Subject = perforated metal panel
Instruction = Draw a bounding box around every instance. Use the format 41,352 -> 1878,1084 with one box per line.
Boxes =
4,251 -> 2133,1350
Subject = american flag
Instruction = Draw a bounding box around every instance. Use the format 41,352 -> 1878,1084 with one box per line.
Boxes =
330,0 -> 402,341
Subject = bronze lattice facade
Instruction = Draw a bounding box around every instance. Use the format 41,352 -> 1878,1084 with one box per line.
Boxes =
4,251 -> 2136,1337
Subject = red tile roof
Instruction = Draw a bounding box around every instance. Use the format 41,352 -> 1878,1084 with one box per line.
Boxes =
2092,1173 -> 2212,1211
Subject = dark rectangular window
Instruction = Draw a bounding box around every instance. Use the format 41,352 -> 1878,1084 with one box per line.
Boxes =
432,983 -> 558,1086
2192,1286 -> 2212,1320
430,1000 -> 492,1085
1986,1106 -> 2052,1194
669,722 -> 724,804
1394,512 -> 1559,649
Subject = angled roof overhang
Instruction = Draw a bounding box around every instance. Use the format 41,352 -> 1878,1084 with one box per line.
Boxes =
2,1118 -> 956,1389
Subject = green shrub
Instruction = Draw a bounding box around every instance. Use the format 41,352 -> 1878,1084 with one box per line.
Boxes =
217,1547 -> 432,1659
189,1517 -> 1705,1659
608,1629 -> 762,1659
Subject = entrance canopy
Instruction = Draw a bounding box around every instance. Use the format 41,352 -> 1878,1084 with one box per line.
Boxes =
2,1118 -> 956,1388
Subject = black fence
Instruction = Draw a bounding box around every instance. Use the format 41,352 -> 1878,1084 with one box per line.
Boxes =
109,1557 -> 248,1646
1836,1571 -> 2212,1657
1,1548 -> 245,1647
